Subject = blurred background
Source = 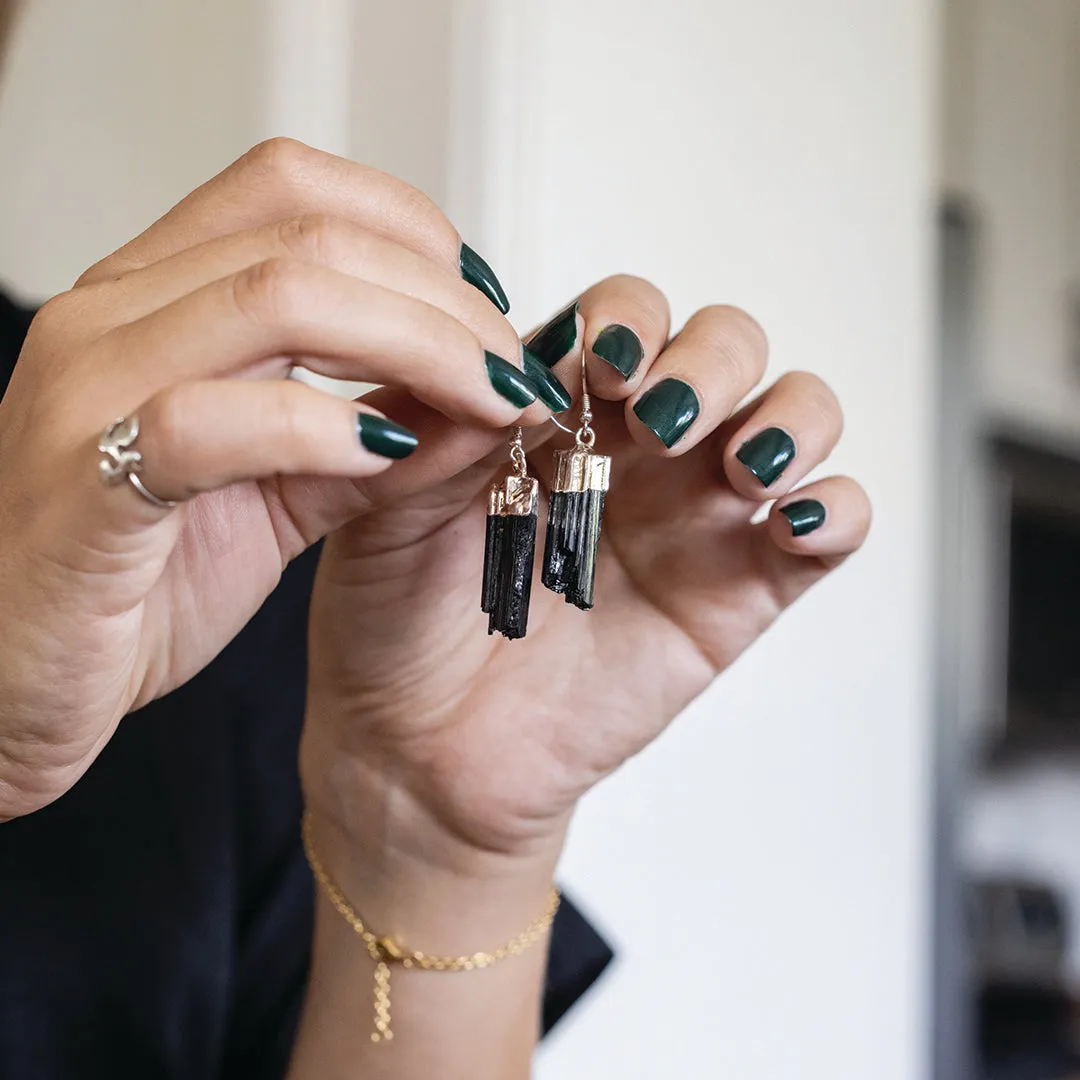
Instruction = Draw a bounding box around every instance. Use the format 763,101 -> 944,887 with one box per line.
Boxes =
6,1 -> 1080,1078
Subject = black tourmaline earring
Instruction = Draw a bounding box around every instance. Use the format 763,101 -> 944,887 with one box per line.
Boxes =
481,427 -> 539,639
541,348 -> 611,610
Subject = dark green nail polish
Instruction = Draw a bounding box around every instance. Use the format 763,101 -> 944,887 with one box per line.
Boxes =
356,414 -> 419,460
460,242 -> 510,314
780,498 -> 826,537
633,378 -> 700,448
485,350 -> 537,408
528,301 -> 579,367
592,324 -> 643,380
736,427 -> 796,488
523,347 -> 572,412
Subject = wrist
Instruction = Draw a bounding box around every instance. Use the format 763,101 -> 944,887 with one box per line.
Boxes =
300,734 -> 569,953
302,804 -> 563,958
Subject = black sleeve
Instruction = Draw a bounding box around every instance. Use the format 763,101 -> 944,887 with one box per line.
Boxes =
0,291 -> 33,395
544,895 -> 614,1032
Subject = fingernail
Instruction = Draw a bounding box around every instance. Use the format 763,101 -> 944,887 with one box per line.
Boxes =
592,324 -> 643,380
633,378 -> 700,448
528,301 -> 579,367
356,414 -> 419,460
735,427 -> 796,487
780,498 -> 826,537
460,242 -> 510,314
523,347 -> 572,412
486,350 -> 538,409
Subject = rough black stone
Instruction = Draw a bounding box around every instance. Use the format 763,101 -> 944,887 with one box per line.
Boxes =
481,510 -> 538,639
541,489 -> 605,610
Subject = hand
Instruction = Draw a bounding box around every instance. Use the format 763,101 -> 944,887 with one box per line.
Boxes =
0,139 -> 558,820
301,276 -> 871,891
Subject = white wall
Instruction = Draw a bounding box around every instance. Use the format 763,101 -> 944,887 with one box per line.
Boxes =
0,0 -> 271,299
0,3 -> 939,1078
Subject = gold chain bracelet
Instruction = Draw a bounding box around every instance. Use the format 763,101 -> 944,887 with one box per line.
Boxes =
301,811 -> 560,1043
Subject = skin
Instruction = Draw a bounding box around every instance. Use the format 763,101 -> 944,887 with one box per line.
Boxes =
0,25 -> 870,1072
292,290 -> 869,1078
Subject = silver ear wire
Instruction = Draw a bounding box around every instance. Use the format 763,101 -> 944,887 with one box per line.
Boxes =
548,340 -> 589,436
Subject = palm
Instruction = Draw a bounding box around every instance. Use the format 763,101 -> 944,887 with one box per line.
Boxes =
139,476 -> 357,703
303,395 -> 815,852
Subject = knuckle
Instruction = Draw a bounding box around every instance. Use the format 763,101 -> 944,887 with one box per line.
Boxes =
267,385 -> 311,447
369,173 -> 458,261
277,213 -> 349,265
17,292 -> 90,373
232,258 -> 309,325
598,274 -> 671,325
691,304 -> 768,380
73,262 -> 106,289
26,291 -> 77,341
723,305 -> 769,353
432,315 -> 484,372
241,137 -> 318,190
146,385 -> 197,456
390,179 -> 448,235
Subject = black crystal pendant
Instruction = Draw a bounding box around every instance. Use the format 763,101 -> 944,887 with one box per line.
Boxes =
481,474 -> 539,639
541,447 -> 611,610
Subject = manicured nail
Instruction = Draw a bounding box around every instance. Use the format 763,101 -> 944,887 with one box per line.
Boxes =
356,414 -> 419,460
780,498 -> 826,537
592,324 -> 643,380
523,347 -> 572,412
486,350 -> 538,408
528,301 -> 579,367
736,427 -> 796,488
460,242 -> 510,314
633,378 -> 700,448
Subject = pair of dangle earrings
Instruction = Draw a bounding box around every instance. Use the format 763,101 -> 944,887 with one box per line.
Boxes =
481,346 -> 611,639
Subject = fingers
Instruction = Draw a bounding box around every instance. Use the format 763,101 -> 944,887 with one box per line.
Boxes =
767,476 -> 871,558
91,258 -> 552,429
525,276 -> 672,403
614,344 -> 849,561
758,476 -> 872,607
626,305 -> 769,454
579,275 -> 671,399
123,380 -> 418,509
80,217 -> 547,404
76,139 -> 509,313
719,370 -> 844,499
525,300 -> 584,370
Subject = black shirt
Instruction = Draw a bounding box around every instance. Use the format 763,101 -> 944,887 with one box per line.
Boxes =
0,292 -> 612,1079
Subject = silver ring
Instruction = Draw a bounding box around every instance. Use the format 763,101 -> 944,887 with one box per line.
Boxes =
97,415 -> 179,510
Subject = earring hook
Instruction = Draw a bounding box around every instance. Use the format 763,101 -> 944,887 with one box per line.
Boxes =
548,340 -> 596,448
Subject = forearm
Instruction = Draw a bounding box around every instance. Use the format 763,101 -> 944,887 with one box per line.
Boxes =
286,809 -> 562,1080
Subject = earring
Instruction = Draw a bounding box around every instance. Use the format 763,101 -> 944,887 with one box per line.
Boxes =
541,346 -> 611,610
481,426 -> 539,640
